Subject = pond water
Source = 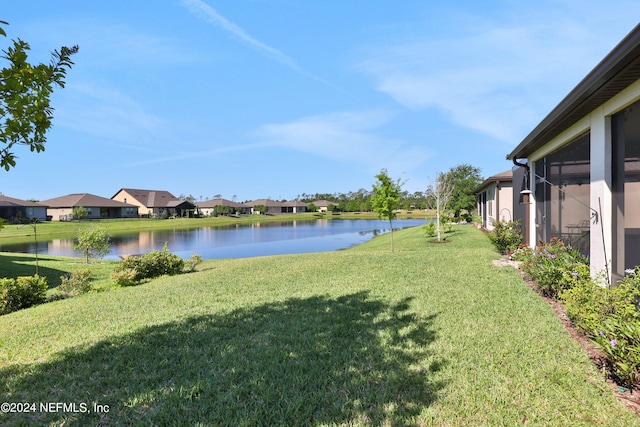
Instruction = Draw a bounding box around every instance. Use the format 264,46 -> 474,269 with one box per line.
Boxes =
1,219 -> 428,260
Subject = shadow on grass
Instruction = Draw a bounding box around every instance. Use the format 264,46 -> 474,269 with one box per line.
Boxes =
1,291 -> 445,426
0,255 -> 68,288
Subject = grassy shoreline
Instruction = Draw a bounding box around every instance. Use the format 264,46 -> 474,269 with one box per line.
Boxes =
1,225 -> 638,425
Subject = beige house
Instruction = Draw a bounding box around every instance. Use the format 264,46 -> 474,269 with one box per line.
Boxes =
112,188 -> 196,218
231,199 -> 308,215
311,200 -> 337,212
508,23 -> 640,282
196,198 -> 243,216
40,193 -> 138,221
475,170 -> 513,231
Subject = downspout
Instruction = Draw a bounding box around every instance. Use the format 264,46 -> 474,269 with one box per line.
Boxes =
512,158 -> 530,191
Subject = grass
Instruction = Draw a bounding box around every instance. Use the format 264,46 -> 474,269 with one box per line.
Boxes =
1,225 -> 638,425
0,254 -> 117,289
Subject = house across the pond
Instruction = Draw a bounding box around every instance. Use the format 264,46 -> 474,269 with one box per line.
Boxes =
40,193 -> 139,221
195,198 -> 243,216
0,195 -> 48,222
112,188 -> 196,218
241,199 -> 309,214
311,200 -> 337,212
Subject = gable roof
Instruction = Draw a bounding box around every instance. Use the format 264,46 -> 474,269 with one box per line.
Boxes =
475,170 -> 513,193
196,198 -> 243,208
241,199 -> 286,207
0,195 -> 47,208
312,200 -> 336,207
508,23 -> 640,160
114,188 -> 192,208
41,193 -> 137,208
282,200 -> 308,207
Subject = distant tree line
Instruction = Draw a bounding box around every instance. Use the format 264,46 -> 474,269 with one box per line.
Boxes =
297,164 -> 483,220
178,164 -> 484,221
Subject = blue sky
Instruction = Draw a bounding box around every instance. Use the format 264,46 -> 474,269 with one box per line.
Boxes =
2,1 -> 640,202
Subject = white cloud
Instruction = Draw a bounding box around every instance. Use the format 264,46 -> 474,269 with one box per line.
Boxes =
56,82 -> 167,144
357,8 -> 637,143
23,17 -> 199,68
180,0 -> 334,86
181,0 -> 295,67
121,142 -> 271,168
253,110 -> 433,172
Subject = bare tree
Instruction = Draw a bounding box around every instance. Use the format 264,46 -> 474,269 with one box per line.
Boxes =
426,172 -> 455,242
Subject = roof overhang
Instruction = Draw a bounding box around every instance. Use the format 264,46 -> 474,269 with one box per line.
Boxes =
474,170 -> 513,194
508,23 -> 640,161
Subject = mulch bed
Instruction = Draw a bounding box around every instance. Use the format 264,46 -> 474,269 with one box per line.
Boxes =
495,257 -> 640,416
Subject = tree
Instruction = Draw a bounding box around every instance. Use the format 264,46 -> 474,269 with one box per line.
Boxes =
253,204 -> 268,214
74,226 -> 111,264
371,168 -> 403,252
179,194 -> 196,203
445,164 -> 483,221
426,172 -> 455,242
213,204 -> 230,216
72,205 -> 88,221
0,21 -> 78,170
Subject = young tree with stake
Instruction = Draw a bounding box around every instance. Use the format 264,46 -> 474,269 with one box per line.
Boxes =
371,169 -> 403,252
74,226 -> 111,264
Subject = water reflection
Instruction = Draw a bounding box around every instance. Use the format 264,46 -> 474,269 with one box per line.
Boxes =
1,219 -> 426,260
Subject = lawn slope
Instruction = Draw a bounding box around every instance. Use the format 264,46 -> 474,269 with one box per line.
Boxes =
1,225 -> 638,425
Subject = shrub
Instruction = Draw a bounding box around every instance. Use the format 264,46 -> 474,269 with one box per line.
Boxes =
562,278 -> 639,331
110,268 -> 138,287
562,266 -> 640,389
0,275 -> 48,315
595,318 -> 640,389
58,268 -> 93,296
111,244 -> 185,285
424,216 -> 453,240
184,254 -> 203,273
488,219 -> 523,254
520,237 -> 590,299
423,222 -> 436,238
510,244 -> 533,261
562,280 -> 606,334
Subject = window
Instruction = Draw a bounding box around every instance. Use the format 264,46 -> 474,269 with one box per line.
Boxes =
488,187 -> 494,216
535,132 -> 591,255
612,100 -> 640,279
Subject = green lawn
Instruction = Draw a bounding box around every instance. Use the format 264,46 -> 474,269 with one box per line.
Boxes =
0,225 -> 638,425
